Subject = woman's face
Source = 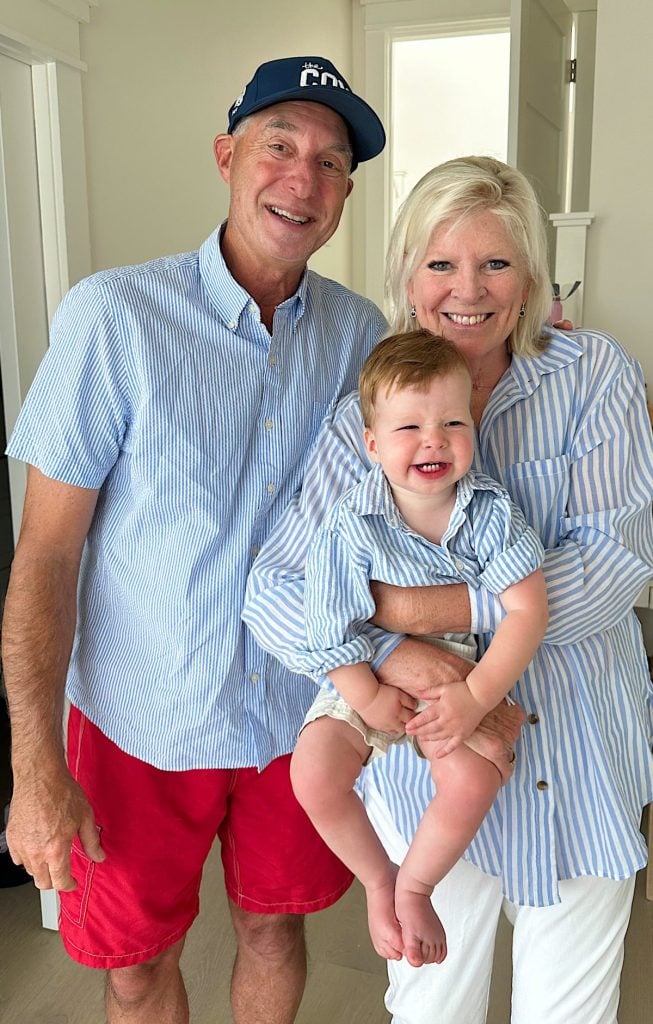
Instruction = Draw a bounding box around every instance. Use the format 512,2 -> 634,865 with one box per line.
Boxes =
408,209 -> 530,366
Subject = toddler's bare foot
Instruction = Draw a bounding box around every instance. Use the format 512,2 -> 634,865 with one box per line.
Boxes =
366,877 -> 404,961
395,886 -> 447,967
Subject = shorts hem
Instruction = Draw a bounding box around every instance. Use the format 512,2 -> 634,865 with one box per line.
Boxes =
59,914 -> 195,970
225,871 -> 354,916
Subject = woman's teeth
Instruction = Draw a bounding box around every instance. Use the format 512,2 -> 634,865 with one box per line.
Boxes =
446,313 -> 490,325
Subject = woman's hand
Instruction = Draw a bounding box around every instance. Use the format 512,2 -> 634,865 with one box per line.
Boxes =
375,637 -> 473,698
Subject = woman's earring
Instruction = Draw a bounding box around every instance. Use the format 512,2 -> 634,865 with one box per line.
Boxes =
519,302 -> 526,318
409,305 -> 417,319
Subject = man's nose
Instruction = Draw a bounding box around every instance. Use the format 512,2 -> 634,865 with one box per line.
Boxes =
287,158 -> 318,197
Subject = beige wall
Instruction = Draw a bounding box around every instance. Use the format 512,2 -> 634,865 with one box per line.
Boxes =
583,0 -> 653,385
78,0 -> 355,284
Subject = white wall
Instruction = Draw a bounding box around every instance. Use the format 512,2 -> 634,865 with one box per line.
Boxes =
78,0 -> 355,284
583,0 -> 653,386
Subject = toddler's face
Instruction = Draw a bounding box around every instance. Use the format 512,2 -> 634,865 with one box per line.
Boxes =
364,369 -> 474,499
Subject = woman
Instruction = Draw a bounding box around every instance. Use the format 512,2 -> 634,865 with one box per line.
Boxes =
243,157 -> 653,1023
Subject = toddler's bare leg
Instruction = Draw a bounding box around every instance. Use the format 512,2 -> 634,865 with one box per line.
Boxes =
395,743 -> 501,968
291,719 -> 403,961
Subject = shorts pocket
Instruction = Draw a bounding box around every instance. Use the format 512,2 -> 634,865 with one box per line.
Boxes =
59,827 -> 102,928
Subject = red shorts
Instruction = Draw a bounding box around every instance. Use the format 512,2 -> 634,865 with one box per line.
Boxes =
59,707 -> 353,969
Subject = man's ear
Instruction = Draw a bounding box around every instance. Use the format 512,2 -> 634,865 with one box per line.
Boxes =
213,134 -> 235,183
363,426 -> 380,462
345,177 -> 354,199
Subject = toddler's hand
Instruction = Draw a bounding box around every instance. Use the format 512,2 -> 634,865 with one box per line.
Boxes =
355,683 -> 416,734
427,681 -> 487,756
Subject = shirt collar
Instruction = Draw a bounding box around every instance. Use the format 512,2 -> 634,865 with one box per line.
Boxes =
198,223 -> 308,332
348,463 -> 504,526
509,325 -> 584,396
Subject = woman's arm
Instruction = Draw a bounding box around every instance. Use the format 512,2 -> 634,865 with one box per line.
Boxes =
373,351 -> 653,646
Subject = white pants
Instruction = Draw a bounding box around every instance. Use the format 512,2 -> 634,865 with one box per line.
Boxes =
364,783 -> 636,1024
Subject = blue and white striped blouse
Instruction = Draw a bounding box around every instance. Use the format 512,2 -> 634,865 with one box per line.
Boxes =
244,327 -> 653,906
257,463 -> 544,681
6,227 -> 387,770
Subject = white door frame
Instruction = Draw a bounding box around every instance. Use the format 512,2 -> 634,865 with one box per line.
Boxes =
351,0 -> 510,309
0,16 -> 93,931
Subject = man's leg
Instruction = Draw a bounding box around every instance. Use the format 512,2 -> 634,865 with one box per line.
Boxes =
105,938 -> 188,1024
219,754 -> 353,1024
508,874 -> 636,1024
229,905 -> 306,1024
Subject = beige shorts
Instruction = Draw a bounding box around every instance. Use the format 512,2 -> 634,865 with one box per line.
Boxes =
302,635 -> 476,760
302,635 -> 522,785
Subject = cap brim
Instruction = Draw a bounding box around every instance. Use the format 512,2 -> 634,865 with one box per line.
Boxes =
234,88 -> 385,171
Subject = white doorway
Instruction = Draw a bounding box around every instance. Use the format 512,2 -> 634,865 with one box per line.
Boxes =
391,32 -> 511,220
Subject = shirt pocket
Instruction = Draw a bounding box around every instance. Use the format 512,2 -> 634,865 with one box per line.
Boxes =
59,827 -> 102,929
501,454 -> 571,548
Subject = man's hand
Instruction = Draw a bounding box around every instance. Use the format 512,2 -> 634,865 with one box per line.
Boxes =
7,769 -> 104,891
353,683 -> 416,734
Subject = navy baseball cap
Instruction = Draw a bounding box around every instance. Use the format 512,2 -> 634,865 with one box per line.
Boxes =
227,56 -> 386,172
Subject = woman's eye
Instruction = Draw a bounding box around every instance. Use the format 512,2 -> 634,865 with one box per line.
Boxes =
487,259 -> 509,270
427,261 -> 451,272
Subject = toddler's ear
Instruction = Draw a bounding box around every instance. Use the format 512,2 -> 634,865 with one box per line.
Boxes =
363,427 -> 381,462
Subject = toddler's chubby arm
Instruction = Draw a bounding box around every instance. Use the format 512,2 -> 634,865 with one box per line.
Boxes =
329,662 -> 417,734
420,569 -> 548,756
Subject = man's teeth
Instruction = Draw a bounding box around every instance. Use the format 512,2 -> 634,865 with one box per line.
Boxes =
447,313 -> 490,325
270,206 -> 309,224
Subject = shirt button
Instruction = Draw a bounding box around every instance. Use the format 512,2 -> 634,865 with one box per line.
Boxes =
250,672 -> 260,684
536,780 -> 548,791
268,354 -> 277,366
264,419 -> 274,431
453,557 -> 464,571
228,319 -> 237,330
527,713 -> 539,725
251,546 -> 260,558
266,483 -> 276,493
248,302 -> 257,313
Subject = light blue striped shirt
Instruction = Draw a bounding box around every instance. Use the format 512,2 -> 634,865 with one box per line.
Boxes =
244,327 -> 653,906
6,226 -> 387,770
253,463 -> 543,681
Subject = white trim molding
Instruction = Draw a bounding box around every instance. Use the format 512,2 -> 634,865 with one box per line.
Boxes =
549,210 -> 594,325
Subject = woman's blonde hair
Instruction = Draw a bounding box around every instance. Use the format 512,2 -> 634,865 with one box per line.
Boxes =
384,156 -> 551,357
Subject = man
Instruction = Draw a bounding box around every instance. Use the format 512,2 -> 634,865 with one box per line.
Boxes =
2,56 -> 386,1024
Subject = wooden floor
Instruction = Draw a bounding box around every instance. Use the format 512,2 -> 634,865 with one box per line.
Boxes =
1,838 -> 651,1023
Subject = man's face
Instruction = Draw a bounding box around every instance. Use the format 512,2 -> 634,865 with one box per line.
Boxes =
214,101 -> 354,279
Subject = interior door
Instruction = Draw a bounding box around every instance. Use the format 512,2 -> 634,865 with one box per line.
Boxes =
508,0 -> 573,258
0,52 -> 50,532
0,51 -> 56,931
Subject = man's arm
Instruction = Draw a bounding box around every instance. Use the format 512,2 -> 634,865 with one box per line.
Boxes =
2,466 -> 103,891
